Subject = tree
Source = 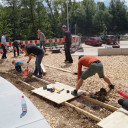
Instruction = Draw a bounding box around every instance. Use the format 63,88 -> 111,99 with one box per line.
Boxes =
109,0 -> 128,32
93,2 -> 112,34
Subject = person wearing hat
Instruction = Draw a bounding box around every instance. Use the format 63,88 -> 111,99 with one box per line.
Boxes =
60,25 -> 73,63
12,40 -> 21,57
1,32 -> 7,59
71,55 -> 115,96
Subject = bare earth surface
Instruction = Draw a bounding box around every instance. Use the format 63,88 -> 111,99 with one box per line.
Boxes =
0,42 -> 128,128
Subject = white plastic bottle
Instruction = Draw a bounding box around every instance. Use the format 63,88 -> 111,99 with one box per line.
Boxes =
21,96 -> 27,112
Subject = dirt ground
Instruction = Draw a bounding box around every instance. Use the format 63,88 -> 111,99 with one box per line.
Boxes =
0,48 -> 128,128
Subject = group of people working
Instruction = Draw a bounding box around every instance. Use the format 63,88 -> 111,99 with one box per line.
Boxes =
1,25 -> 128,110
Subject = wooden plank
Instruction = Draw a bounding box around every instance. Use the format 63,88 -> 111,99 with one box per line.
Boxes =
41,63 -> 46,74
32,75 -> 51,85
31,82 -> 83,104
80,95 -> 118,111
19,80 -> 36,89
64,102 -> 102,122
98,108 -> 128,128
44,64 -> 72,73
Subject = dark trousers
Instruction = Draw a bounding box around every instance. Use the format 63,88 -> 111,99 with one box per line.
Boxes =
118,99 -> 128,110
1,44 -> 7,59
13,46 -> 19,57
64,42 -> 73,63
40,41 -> 46,52
15,65 -> 22,72
34,51 -> 44,75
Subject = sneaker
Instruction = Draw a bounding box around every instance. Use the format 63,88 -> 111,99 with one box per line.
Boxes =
31,72 -> 37,76
109,84 -> 115,90
69,61 -> 73,63
37,74 -> 42,78
71,90 -> 78,96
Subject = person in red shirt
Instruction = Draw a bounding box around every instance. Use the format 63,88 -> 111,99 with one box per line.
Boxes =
117,91 -> 128,110
71,55 -> 114,96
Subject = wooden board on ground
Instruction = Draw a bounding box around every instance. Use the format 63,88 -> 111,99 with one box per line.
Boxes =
41,63 -> 46,74
32,82 -> 83,104
98,108 -> 128,128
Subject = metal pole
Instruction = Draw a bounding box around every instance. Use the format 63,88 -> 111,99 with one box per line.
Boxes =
66,0 -> 69,31
75,24 -> 76,35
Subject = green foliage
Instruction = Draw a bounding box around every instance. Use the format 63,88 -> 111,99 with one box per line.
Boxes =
0,0 -> 128,41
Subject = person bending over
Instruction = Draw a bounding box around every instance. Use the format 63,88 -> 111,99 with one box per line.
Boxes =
20,44 -> 44,78
71,55 -> 115,96
12,40 -> 21,57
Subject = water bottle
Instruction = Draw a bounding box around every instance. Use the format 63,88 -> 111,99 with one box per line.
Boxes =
21,96 -> 27,112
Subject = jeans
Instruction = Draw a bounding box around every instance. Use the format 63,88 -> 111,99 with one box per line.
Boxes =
1,44 -> 7,59
34,51 -> 44,75
15,65 -> 22,72
64,42 -> 73,63
40,41 -> 46,52
13,46 -> 19,57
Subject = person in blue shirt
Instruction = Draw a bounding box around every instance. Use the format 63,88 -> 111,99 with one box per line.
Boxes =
12,60 -> 24,72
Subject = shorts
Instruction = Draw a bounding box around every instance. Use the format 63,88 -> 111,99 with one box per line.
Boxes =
80,62 -> 104,80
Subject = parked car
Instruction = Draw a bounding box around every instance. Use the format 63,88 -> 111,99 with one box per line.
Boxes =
85,37 -> 103,46
101,35 -> 117,45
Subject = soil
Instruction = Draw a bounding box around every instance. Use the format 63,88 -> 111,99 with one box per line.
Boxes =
0,50 -> 128,128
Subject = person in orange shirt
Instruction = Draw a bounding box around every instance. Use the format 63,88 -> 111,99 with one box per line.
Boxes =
71,55 -> 114,96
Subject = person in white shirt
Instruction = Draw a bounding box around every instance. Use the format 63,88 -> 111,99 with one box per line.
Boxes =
1,32 -> 7,59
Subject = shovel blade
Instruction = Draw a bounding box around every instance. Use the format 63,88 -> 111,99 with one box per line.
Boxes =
24,68 -> 28,76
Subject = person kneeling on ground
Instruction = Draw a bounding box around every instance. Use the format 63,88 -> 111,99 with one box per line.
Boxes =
20,44 -> 44,78
71,55 -> 115,96
12,60 -> 24,73
117,91 -> 128,111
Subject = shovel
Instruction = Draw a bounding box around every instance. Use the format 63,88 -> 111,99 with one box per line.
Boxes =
24,64 -> 29,76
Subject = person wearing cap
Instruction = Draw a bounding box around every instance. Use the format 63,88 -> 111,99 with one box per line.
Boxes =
117,91 -> 128,111
37,29 -> 46,52
12,40 -> 21,57
1,32 -> 7,59
60,25 -> 73,63
71,55 -> 115,96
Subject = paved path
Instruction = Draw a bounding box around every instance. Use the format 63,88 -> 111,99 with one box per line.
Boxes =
72,41 -> 128,56
0,77 -> 51,128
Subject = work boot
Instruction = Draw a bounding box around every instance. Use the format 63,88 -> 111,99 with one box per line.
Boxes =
68,61 -> 73,63
64,60 -> 69,63
71,90 -> 78,96
108,84 -> 115,90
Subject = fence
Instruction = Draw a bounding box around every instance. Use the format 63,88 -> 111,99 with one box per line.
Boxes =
0,36 -> 81,53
